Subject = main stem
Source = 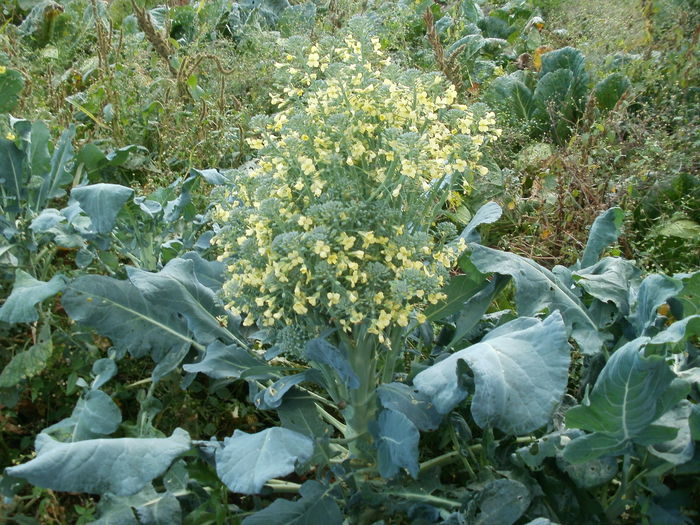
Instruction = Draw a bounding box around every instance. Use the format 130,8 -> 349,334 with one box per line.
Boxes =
344,329 -> 378,464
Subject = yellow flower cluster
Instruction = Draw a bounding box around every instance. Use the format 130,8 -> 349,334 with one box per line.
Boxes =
213,33 -> 496,346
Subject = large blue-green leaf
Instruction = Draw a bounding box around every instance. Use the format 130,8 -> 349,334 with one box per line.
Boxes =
377,382 -> 442,431
647,401 -> 695,465
0,137 -> 26,214
580,207 -> 625,268
0,270 -> 66,323
62,275 -> 192,359
593,73 -> 630,111
474,479 -> 531,525
629,274 -> 683,337
531,69 -> 573,124
5,428 -> 191,496
180,251 -> 225,292
414,313 -> 569,434
183,340 -> 270,379
470,244 -> 608,354
127,258 -> 237,346
305,337 -> 359,390
424,273 -> 488,322
71,183 -> 134,233
555,454 -> 618,489
540,47 -> 588,89
242,480 -> 342,525
573,257 -> 640,315
277,394 -> 332,439
44,389 -> 122,442
215,427 -> 314,494
30,208 -> 65,232
0,323 -> 52,387
374,409 -> 420,479
35,125 -> 74,209
460,201 -> 502,243
649,315 -> 700,347
488,74 -> 534,120
449,273 -> 511,346
254,370 -> 322,410
564,338 -> 676,462
21,120 -> 51,182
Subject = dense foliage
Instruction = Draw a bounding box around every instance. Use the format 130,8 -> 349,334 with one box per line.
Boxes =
1,0 -> 698,524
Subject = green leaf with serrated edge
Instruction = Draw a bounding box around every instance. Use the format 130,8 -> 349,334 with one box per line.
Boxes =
470,243 -> 608,354
566,338 -> 675,448
374,409 -> 420,479
573,257 -> 640,314
5,428 -> 191,496
183,340 -> 270,379
305,337 -> 360,390
215,427 -> 313,494
242,480 -> 343,525
0,270 -> 66,324
0,68 -> 24,112
377,382 -> 442,432
475,479 -> 531,525
580,208 -> 625,268
71,183 -> 134,233
35,125 -> 74,209
593,73 -> 630,111
0,324 -> 52,387
127,258 -> 236,346
43,389 -> 122,442
62,275 -> 191,360
648,401 -> 694,465
629,274 -> 683,337
0,138 -> 25,214
414,312 -> 570,434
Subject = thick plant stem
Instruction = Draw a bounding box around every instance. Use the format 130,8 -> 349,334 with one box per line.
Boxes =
343,329 -> 378,464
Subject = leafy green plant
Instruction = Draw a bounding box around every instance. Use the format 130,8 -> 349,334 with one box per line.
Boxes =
486,46 -> 630,144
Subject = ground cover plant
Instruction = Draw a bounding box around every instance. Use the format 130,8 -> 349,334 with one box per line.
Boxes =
1,0 -> 699,523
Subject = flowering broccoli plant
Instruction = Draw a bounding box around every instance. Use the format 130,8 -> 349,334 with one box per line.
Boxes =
212,32 -> 499,458
6,25 -> 698,525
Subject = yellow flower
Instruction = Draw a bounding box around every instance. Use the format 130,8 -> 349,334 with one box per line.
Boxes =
293,301 -> 308,315
5,132 -> 16,141
327,292 -> 341,306
0,66 -> 6,75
